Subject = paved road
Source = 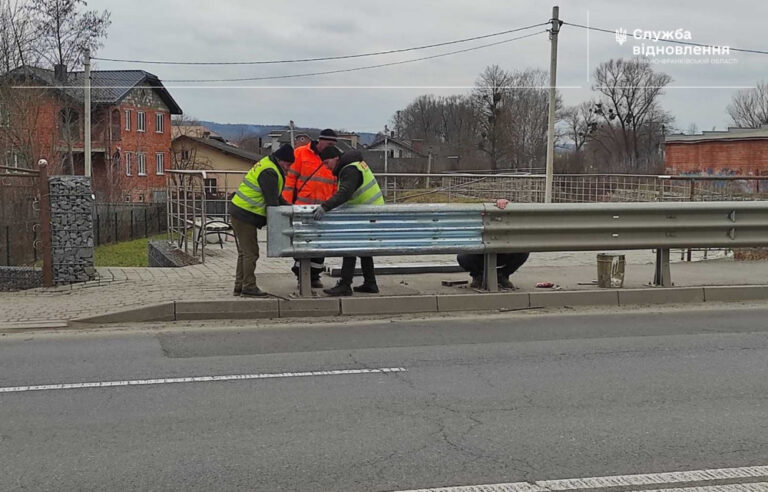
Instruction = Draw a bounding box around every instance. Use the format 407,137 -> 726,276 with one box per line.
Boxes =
2,305 -> 768,491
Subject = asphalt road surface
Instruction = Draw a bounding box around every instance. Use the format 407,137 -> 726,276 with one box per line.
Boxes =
2,304 -> 768,491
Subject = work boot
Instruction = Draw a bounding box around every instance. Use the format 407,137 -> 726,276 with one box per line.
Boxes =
469,277 -> 483,289
353,282 -> 379,294
241,286 -> 268,298
311,277 -> 324,289
324,282 -> 353,297
498,277 -> 516,290
233,286 -> 242,297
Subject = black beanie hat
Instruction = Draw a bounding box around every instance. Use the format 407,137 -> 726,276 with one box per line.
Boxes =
272,143 -> 295,164
319,146 -> 342,160
319,128 -> 338,142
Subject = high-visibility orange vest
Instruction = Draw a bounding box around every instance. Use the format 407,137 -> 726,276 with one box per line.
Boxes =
281,143 -> 337,205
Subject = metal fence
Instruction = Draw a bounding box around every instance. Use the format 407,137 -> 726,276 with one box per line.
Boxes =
167,170 -> 768,262
382,173 -> 768,204
94,202 -> 167,246
0,166 -> 40,266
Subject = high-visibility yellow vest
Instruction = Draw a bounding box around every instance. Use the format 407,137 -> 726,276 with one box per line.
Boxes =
231,156 -> 284,217
344,161 -> 384,205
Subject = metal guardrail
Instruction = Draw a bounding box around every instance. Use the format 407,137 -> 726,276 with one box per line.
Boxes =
268,201 -> 768,296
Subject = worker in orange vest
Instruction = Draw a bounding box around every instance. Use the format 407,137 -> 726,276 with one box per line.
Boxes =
282,128 -> 339,288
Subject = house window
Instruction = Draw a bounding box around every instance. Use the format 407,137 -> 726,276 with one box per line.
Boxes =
204,178 -> 217,194
137,111 -> 145,132
111,110 -> 121,141
125,195 -> 131,202
0,105 -> 9,127
138,194 -> 145,202
137,153 -> 146,175
155,113 -> 164,133
125,153 -> 132,176
181,150 -> 190,161
125,109 -> 131,131
155,152 -> 164,175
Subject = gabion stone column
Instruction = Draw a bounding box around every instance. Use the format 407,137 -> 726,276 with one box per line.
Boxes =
49,176 -> 96,285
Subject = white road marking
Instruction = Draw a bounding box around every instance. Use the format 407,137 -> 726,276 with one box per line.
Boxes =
394,465 -> 768,491
0,367 -> 407,394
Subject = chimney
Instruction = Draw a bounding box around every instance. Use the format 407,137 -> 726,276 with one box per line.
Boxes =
54,64 -> 67,83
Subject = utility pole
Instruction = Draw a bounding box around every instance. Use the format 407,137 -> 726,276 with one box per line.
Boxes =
84,48 -> 92,177
544,6 -> 560,203
383,124 -> 389,193
289,120 -> 295,147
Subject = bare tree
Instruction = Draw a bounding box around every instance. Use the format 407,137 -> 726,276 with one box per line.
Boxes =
503,69 -> 554,172
473,65 -> 512,170
728,82 -> 768,128
28,0 -> 110,71
591,58 -> 673,173
563,101 -> 599,153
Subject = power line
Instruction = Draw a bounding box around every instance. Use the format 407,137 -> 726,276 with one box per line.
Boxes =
164,30 -> 547,83
92,23 -> 548,66
563,22 -> 768,56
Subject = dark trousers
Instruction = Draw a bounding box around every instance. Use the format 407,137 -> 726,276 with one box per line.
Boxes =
231,216 -> 260,289
292,257 -> 325,280
340,256 -> 376,286
457,253 -> 529,279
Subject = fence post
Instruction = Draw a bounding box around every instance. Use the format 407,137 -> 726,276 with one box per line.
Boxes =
4,226 -> 9,265
144,207 -> 148,238
37,159 -> 53,287
113,212 -> 118,244
130,209 -> 134,240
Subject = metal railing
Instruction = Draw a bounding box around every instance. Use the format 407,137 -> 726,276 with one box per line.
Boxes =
381,173 -> 768,204
268,201 -> 768,295
167,169 -> 768,263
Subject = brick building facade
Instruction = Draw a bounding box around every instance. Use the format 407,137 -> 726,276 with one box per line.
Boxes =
2,66 -> 182,202
665,126 -> 768,176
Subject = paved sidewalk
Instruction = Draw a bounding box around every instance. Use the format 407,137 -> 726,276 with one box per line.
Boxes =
0,241 -> 754,325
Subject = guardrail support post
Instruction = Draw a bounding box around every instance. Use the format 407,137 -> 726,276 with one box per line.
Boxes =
299,258 -> 312,297
653,248 -> 672,287
482,253 -> 498,292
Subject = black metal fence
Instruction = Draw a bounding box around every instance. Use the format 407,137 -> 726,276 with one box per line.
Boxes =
0,170 -> 40,267
94,202 -> 167,245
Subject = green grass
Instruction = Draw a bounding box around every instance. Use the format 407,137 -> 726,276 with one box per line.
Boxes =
94,234 -> 167,267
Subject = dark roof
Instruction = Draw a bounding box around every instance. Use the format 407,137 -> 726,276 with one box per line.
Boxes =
8,66 -> 183,114
367,137 -> 426,157
665,126 -> 768,144
174,135 -> 262,162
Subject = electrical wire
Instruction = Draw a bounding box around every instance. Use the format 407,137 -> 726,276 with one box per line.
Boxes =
563,22 -> 768,56
92,23 -> 548,66
164,30 -> 547,83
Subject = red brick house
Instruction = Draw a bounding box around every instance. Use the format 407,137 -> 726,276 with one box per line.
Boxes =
665,126 -> 768,177
2,66 -> 182,202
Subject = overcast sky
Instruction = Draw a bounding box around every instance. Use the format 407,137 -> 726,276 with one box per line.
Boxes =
88,0 -> 767,134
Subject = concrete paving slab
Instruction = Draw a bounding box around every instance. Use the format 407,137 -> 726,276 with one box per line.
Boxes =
618,287 -> 705,306
530,290 -> 620,308
437,292 -> 529,312
341,295 -> 438,316
704,285 -> 768,303
278,298 -> 341,318
175,299 -> 278,320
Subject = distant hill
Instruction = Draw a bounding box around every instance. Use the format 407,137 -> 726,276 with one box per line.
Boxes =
198,121 -> 378,146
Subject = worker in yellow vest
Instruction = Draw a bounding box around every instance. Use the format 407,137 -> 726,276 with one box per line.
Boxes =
313,149 -> 385,296
230,143 -> 294,297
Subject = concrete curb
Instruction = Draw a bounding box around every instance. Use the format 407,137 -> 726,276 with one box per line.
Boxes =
59,284 -> 768,326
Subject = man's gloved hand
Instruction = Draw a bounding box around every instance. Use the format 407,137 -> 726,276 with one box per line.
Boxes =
313,205 -> 326,221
